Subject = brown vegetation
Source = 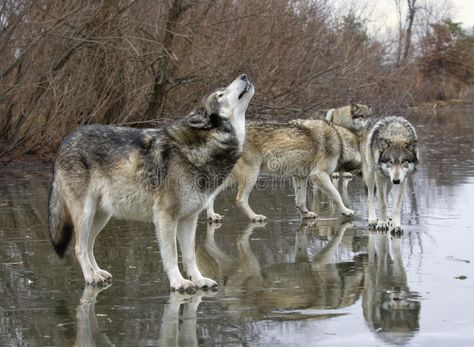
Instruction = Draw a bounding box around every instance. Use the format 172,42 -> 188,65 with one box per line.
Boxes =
0,0 -> 472,159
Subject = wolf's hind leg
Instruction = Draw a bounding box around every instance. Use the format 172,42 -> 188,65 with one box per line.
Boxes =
72,197 -> 106,286
293,176 -> 317,219
312,170 -> 355,217
235,165 -> 266,222
177,214 -> 217,289
88,210 -> 112,283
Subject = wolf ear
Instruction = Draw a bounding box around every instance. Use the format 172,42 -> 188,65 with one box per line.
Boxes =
350,103 -> 359,115
186,108 -> 212,129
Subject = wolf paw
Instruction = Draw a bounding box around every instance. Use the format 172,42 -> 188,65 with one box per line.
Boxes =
341,208 -> 356,217
391,226 -> 404,236
193,277 -> 218,290
250,214 -> 267,222
208,212 -> 224,223
376,220 -> 390,231
368,217 -> 377,229
97,269 -> 112,282
342,172 -> 353,180
171,279 -> 198,294
331,172 -> 340,180
87,271 -> 112,287
301,211 -> 318,219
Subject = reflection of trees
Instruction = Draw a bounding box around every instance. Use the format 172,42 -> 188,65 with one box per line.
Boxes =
416,109 -> 474,188
363,232 -> 421,345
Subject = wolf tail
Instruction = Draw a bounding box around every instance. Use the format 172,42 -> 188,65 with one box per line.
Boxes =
48,178 -> 73,258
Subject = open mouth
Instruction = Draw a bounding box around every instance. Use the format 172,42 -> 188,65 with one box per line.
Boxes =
238,82 -> 252,100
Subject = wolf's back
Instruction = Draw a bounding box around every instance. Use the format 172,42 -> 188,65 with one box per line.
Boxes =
48,172 -> 73,257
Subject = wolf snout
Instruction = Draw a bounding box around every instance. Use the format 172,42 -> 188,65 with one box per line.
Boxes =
240,74 -> 247,80
392,179 -> 401,184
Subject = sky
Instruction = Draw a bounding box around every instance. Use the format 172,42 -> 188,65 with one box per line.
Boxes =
337,0 -> 474,36
451,0 -> 474,28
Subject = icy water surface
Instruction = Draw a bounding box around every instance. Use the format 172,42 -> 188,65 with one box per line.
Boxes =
1,108 -> 474,346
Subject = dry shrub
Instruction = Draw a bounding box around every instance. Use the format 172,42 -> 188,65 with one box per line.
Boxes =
0,0 -> 420,158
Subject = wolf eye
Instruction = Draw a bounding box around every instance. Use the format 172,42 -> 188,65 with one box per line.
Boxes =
217,93 -> 224,98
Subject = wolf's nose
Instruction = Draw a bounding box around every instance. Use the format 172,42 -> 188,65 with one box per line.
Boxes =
393,179 -> 400,184
240,74 -> 247,81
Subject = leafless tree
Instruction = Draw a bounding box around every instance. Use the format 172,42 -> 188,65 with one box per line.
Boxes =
0,0 -> 467,161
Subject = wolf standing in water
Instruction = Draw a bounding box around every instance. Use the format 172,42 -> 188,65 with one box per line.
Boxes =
48,75 -> 254,292
362,116 -> 418,233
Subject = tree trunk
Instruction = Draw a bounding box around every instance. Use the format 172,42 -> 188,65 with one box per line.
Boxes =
144,0 -> 189,120
402,0 -> 416,63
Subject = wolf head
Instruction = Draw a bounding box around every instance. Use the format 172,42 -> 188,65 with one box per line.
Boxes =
186,74 -> 254,147
186,74 -> 254,129
326,103 -> 372,133
350,103 -> 372,132
377,140 -> 418,184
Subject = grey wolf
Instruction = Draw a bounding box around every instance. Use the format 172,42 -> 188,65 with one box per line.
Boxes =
318,103 -> 372,135
361,116 -> 418,233
206,119 -> 361,222
48,74 -> 254,292
311,103 -> 372,208
325,103 -> 372,177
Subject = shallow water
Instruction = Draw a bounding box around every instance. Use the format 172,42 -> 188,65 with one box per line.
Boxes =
1,108 -> 474,346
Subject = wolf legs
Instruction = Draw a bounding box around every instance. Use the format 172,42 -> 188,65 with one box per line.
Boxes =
235,166 -> 267,222
365,167 -> 377,228
177,214 -> 217,289
72,197 -> 111,286
293,176 -> 317,219
206,198 -> 223,223
206,179 -> 230,222
153,207 -> 197,293
375,175 -> 390,231
391,179 -> 408,234
87,211 -> 112,282
311,169 -> 355,217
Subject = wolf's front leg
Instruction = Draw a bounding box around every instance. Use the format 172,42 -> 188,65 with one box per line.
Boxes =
153,207 -> 197,293
177,213 -> 218,289
375,175 -> 390,231
391,179 -> 408,234
364,168 -> 377,228
206,198 -> 223,222
293,176 -> 317,219
341,172 -> 352,207
206,182 -> 228,222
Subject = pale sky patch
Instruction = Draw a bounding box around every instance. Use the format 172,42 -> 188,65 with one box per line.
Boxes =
333,0 -> 474,35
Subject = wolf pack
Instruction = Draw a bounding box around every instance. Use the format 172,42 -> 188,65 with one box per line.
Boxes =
48,74 -> 419,292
